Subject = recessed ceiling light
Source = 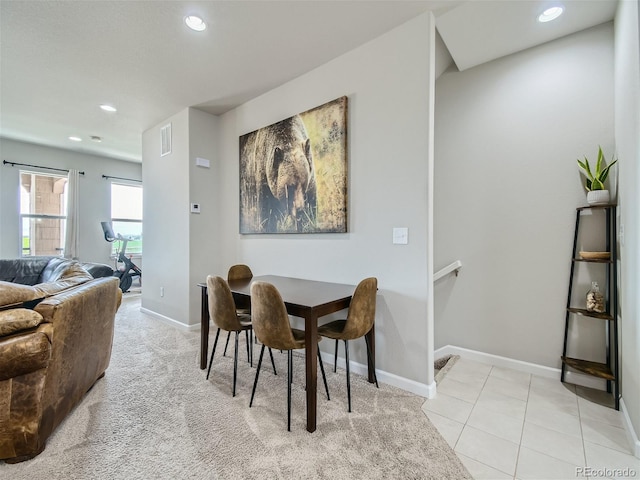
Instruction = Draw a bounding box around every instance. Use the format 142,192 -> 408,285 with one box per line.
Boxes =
90,136 -> 102,143
185,15 -> 206,32
100,104 -> 117,112
538,6 -> 564,23
68,136 -> 82,142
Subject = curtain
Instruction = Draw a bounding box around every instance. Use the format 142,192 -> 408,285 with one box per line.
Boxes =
64,169 -> 80,259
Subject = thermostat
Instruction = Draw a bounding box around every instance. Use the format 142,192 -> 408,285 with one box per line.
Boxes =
190,203 -> 201,214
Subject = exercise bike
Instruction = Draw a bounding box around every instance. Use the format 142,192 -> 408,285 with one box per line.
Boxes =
101,221 -> 142,293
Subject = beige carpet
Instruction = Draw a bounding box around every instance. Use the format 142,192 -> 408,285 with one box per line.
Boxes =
0,296 -> 470,480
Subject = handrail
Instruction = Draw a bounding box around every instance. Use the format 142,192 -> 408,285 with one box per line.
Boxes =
434,260 -> 462,282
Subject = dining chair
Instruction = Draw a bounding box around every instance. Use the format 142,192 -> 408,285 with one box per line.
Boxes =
318,277 -> 378,412
249,281 -> 330,431
224,264 -> 253,357
206,275 -> 275,396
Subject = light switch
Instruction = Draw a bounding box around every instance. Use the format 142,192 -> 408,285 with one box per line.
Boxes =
190,203 -> 201,214
393,227 -> 408,245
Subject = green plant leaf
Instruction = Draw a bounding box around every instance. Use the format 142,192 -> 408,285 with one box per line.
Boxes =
585,179 -> 592,191
591,178 -> 604,190
595,146 -> 604,175
577,158 -> 593,180
599,159 -> 617,183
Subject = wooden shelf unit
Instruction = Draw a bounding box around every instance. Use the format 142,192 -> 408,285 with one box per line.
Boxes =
560,204 -> 619,409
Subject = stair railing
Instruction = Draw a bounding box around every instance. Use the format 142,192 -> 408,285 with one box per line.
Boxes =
434,260 -> 462,282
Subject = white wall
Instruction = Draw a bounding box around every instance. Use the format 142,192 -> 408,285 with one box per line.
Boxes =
434,23 -> 615,369
0,138 -> 141,265
141,108 -> 219,327
614,0 -> 640,451
141,109 -> 191,323
188,108 -> 221,325
215,13 -> 435,386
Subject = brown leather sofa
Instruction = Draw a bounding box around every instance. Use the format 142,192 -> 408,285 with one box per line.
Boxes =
0,257 -> 122,463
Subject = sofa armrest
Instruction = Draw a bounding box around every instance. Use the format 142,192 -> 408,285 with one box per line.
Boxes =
81,262 -> 114,279
33,276 -> 120,438
0,326 -> 52,381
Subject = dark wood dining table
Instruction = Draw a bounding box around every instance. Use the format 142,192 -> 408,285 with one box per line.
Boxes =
197,275 -> 376,432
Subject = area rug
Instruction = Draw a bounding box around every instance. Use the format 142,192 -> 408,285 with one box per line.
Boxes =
0,296 -> 471,480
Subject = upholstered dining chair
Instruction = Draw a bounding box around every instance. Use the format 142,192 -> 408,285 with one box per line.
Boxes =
227,264 -> 253,315
206,275 -> 256,397
249,281 -> 330,431
224,264 -> 254,357
318,277 -> 378,412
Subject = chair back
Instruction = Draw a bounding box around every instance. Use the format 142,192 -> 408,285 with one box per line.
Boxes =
250,282 -> 299,351
342,277 -> 377,339
207,275 -> 243,331
227,264 -> 253,312
227,264 -> 253,281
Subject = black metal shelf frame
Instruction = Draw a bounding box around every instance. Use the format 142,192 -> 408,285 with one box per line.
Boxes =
561,204 -> 619,409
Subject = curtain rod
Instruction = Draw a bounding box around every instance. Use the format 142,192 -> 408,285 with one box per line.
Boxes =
102,174 -> 142,183
3,160 -> 85,175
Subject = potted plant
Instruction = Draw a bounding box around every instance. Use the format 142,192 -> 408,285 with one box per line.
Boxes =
577,146 -> 617,205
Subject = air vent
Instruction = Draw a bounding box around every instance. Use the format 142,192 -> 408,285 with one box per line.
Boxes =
160,123 -> 171,156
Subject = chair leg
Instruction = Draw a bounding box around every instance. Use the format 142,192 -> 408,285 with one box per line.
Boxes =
245,330 -> 250,364
364,335 -> 379,388
223,331 -> 231,356
233,331 -> 240,397
249,330 -> 254,367
344,340 -> 351,413
287,350 -> 293,432
268,347 -> 277,375
250,345 -> 266,407
318,349 -> 330,400
333,338 -> 338,373
206,328 -> 221,380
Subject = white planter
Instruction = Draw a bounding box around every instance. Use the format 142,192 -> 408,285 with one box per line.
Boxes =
587,190 -> 610,205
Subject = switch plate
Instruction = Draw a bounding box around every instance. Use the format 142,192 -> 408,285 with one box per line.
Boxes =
195,157 -> 210,168
393,227 -> 408,245
190,203 -> 201,214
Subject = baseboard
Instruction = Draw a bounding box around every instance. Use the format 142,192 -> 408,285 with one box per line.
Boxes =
620,398 -> 640,458
319,351 -> 435,398
436,344 -> 640,459
139,307 -> 199,332
434,345 -> 606,389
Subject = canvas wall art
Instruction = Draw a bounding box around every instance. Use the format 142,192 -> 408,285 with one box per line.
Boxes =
239,96 -> 348,234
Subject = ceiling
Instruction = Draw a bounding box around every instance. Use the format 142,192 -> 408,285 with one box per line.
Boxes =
0,1 -> 617,164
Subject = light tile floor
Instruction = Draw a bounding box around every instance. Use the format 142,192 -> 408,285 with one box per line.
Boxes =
422,358 -> 640,479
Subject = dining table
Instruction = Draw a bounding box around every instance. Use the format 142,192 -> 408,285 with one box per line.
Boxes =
197,275 -> 376,432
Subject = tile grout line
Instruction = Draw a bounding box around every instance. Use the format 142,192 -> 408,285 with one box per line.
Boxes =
510,372 -> 532,480
454,364 -> 517,479
450,362 -> 490,451
576,393 -> 590,476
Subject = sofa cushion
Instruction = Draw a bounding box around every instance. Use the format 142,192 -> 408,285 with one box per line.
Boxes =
0,281 -> 46,307
0,309 -> 44,337
0,257 -> 51,285
38,257 -> 91,284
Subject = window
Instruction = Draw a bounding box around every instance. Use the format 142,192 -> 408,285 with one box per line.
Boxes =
19,171 -> 68,257
110,183 -> 143,256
